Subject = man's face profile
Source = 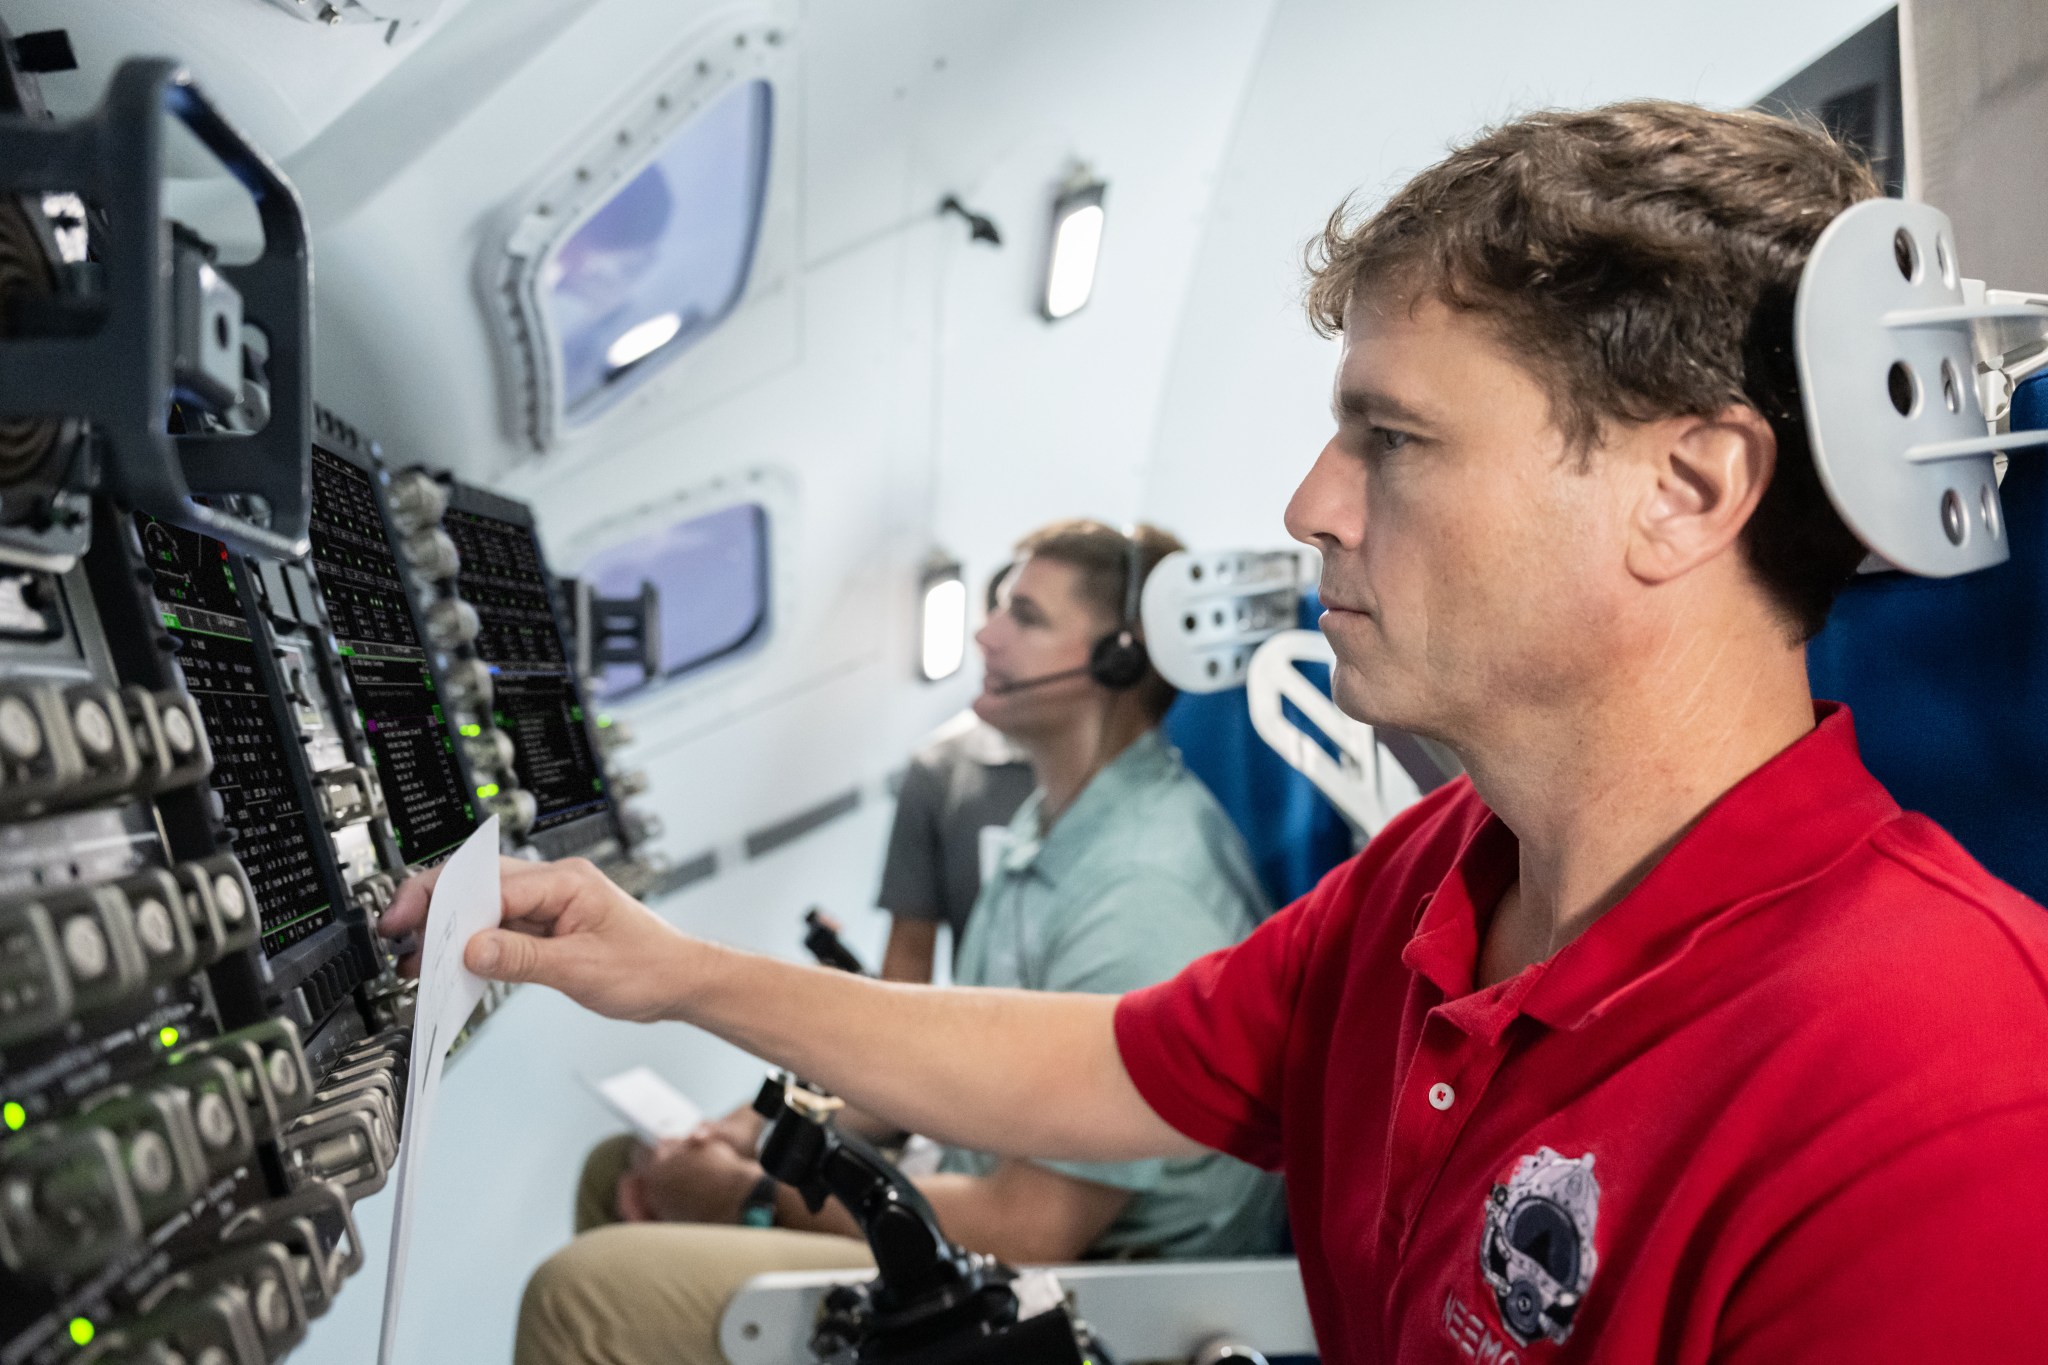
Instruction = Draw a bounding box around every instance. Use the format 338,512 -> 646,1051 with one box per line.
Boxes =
972,555 -> 1109,736
1286,291 -> 1635,747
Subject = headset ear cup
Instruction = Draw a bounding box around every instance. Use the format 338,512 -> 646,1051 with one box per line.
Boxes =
1088,630 -> 1150,691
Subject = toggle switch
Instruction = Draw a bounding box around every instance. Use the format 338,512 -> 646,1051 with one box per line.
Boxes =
41,885 -> 147,1017
621,808 -> 664,845
384,468 -> 448,533
76,1283 -> 267,1365
352,872 -> 396,922
0,683 -> 70,817
0,899 -> 72,1048
123,686 -> 213,795
0,1124 -> 142,1276
116,868 -> 198,983
462,727 -> 515,774
173,856 -> 260,964
173,1240 -> 310,1359
313,766 -> 377,829
437,657 -> 492,711
284,1101 -> 394,1200
400,528 -> 460,582
222,1179 -> 363,1320
62,681 -> 143,802
484,786 -> 538,837
159,1055 -> 254,1180
421,596 -> 479,650
80,1089 -> 207,1228
170,1020 -> 310,1143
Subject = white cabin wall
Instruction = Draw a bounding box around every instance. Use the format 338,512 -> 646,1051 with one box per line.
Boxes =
254,5 -> 1285,1360
1137,0 -> 1897,552
408,0 -> 1284,904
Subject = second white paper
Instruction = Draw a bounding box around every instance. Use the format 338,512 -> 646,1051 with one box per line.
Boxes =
378,816 -> 502,1365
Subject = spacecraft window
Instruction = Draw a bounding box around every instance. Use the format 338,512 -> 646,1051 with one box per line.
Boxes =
579,501 -> 771,697
546,78 -> 774,421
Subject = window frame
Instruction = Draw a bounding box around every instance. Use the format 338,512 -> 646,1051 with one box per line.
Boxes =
580,499 -> 774,701
559,465 -> 795,709
484,15 -> 796,452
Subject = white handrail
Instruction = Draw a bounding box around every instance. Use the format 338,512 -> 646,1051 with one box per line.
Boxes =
1246,630 -> 1421,838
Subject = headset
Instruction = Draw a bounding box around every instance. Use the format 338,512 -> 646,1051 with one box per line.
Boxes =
988,529 -> 1151,695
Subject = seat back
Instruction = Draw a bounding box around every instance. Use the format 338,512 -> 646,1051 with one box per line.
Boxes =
1807,370 -> 2048,903
1164,595 -> 1356,910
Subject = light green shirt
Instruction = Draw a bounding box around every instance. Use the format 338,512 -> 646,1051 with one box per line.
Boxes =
943,728 -> 1285,1259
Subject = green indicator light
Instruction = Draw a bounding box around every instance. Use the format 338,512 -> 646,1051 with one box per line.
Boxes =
477,782 -> 500,799
339,645 -> 356,657
571,706 -> 583,722
592,778 -> 603,791
596,715 -> 612,729
160,612 -> 179,628
68,1318 -> 94,1347
3,1101 -> 24,1131
158,1026 -> 180,1048
432,705 -> 444,722
459,724 -> 481,738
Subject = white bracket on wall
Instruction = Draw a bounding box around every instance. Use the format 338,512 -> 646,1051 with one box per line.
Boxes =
1247,630 -> 1422,839
1139,548 -> 1310,694
1796,198 -> 2048,577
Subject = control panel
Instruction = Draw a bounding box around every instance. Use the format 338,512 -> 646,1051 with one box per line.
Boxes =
440,484 -> 641,864
0,39 -> 413,1365
0,28 -> 662,1361
306,433 -> 495,866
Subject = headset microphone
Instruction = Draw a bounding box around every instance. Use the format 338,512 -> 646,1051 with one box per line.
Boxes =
986,531 -> 1152,696
986,664 -> 1094,695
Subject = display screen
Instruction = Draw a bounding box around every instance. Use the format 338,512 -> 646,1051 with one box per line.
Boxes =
307,446 -> 477,865
442,504 -> 611,834
138,516 -> 335,956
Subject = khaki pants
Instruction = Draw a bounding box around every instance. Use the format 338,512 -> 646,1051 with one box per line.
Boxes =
515,1135 -> 874,1365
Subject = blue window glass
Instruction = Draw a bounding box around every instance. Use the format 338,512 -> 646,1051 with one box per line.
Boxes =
544,79 -> 773,421
579,502 -> 770,698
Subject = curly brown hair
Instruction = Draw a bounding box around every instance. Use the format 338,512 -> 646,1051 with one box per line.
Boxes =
1306,100 -> 1880,640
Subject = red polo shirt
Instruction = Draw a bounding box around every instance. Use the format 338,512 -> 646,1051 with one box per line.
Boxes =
1115,706 -> 2048,1363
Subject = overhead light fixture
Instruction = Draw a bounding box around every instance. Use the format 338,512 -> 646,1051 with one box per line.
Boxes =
605,311 -> 683,371
918,554 -> 968,682
1042,173 -> 1106,321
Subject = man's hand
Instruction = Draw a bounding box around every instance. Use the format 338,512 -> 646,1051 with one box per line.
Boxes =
699,1105 -> 767,1157
617,1134 -> 763,1224
378,857 -> 697,1022
381,855 -> 1197,1168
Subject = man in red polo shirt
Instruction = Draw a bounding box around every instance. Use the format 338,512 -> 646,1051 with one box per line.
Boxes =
384,101 -> 2048,1362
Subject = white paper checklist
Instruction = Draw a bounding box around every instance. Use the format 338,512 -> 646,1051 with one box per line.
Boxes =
378,817 -> 501,1365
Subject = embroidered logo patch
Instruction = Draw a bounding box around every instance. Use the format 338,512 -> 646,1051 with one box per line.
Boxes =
1478,1146 -> 1600,1346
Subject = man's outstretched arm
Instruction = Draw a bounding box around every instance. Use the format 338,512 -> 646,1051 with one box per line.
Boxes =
379,856 -> 1200,1165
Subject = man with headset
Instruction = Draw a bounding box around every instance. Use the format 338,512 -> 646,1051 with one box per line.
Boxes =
510,518 -> 1281,1365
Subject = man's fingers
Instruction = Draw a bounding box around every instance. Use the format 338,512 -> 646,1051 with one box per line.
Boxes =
378,863 -> 445,937
464,927 -> 545,982
497,856 -> 599,932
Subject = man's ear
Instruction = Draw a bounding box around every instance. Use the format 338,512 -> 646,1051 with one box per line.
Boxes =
1624,405 -> 1776,586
